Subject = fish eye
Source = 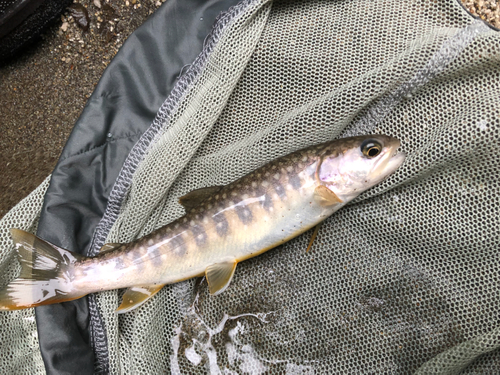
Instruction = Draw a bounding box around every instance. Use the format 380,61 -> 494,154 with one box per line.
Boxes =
361,140 -> 382,158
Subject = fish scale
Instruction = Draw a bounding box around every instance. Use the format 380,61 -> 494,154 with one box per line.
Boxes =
0,135 -> 405,312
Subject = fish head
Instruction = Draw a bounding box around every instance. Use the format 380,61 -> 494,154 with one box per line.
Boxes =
318,135 -> 405,201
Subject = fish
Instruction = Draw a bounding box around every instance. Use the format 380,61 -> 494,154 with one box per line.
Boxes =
0,135 -> 405,313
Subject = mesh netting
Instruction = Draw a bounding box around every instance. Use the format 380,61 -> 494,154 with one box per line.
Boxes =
1,0 -> 499,373
0,176 -> 50,374
94,0 -> 498,373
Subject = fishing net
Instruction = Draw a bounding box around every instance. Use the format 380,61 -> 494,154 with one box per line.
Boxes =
1,0 -> 499,373
0,177 -> 49,373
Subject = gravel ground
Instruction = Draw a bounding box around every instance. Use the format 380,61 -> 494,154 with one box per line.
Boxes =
463,0 -> 500,27
0,0 -> 498,219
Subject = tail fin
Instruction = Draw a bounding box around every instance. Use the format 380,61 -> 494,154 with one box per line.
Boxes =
0,229 -> 85,311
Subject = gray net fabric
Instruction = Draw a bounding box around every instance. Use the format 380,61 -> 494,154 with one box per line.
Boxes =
0,177 -> 49,374
1,0 -> 499,373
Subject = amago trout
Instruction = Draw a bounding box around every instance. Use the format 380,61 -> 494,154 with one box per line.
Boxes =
0,135 -> 405,313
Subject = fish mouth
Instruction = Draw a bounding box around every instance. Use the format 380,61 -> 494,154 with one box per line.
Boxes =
387,138 -> 405,168
372,139 -> 406,181
383,140 -> 406,175
387,151 -> 406,171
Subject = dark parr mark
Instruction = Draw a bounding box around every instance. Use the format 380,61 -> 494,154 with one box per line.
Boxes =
114,257 -> 127,271
289,175 -> 302,190
191,225 -> 207,247
236,205 -> 253,225
274,183 -> 286,200
213,213 -> 229,237
261,193 -> 273,211
149,246 -> 163,267
130,249 -> 145,271
169,235 -> 187,256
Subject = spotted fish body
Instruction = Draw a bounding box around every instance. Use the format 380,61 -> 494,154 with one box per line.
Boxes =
0,135 -> 405,312
77,148 -> 334,291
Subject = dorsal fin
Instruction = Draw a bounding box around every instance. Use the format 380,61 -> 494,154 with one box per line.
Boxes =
178,186 -> 224,211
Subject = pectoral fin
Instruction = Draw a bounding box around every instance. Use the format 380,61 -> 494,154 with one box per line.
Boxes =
116,284 -> 165,314
205,259 -> 237,295
178,186 -> 224,211
314,185 -> 343,206
306,224 -> 322,253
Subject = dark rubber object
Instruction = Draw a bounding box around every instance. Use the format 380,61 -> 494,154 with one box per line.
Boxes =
0,0 -> 73,63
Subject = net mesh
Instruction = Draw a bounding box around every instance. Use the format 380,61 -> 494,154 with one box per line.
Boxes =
0,176 -> 50,374
1,0 -> 500,373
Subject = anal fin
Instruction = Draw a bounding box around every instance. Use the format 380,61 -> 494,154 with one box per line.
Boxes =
206,259 -> 237,295
116,284 -> 165,314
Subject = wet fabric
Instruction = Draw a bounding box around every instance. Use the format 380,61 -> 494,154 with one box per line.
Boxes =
0,0 -> 499,373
